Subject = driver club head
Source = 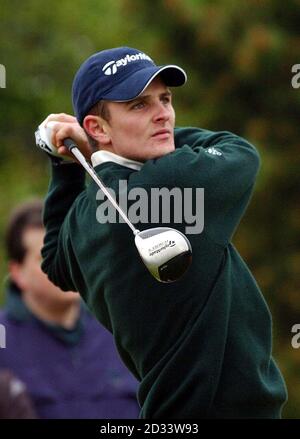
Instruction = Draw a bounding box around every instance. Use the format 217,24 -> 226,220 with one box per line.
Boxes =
134,227 -> 192,283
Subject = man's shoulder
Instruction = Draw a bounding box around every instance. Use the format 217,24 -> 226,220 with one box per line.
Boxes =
174,126 -> 215,147
174,126 -> 209,137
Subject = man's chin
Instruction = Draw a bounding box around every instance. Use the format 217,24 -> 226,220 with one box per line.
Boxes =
153,144 -> 175,158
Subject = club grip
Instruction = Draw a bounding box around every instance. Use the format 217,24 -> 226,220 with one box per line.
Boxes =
63,138 -> 77,151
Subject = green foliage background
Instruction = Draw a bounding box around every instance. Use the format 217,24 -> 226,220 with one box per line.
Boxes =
0,0 -> 299,418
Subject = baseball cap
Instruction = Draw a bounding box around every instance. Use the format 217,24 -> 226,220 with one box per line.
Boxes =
72,46 -> 187,125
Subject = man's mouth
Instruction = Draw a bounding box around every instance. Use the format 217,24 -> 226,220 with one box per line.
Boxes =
151,129 -> 171,140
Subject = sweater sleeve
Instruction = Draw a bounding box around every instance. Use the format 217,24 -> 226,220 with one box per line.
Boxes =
41,162 -> 86,291
177,128 -> 261,245
140,127 -> 260,246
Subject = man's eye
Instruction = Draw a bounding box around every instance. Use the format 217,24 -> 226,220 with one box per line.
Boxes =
161,96 -> 171,104
131,102 -> 145,110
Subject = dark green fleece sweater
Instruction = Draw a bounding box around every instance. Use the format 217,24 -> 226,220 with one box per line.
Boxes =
41,127 -> 287,418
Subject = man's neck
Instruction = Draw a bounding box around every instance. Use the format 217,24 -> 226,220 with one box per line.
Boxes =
22,294 -> 81,329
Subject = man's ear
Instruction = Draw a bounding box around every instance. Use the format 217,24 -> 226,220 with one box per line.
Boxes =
83,115 -> 111,146
9,261 -> 27,291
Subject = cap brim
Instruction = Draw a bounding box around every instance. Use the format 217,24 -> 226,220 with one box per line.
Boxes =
103,65 -> 187,102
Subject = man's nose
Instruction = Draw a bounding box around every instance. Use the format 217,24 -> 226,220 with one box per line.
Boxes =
152,102 -> 170,123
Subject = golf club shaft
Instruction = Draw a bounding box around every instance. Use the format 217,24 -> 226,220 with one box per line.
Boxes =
63,138 -> 139,235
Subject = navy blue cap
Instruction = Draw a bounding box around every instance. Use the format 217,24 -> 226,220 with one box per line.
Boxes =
72,47 -> 187,125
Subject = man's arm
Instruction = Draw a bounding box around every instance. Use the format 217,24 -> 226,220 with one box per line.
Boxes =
177,127 -> 260,244
141,127 -> 260,245
41,162 -> 86,291
39,114 -> 90,291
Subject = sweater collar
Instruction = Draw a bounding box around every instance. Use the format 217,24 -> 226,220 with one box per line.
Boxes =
91,150 -> 143,171
5,280 -> 84,346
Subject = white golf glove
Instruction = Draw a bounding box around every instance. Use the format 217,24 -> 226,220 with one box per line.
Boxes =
35,120 -> 73,163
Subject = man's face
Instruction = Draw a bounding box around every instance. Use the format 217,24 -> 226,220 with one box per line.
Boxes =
11,227 -> 79,308
104,77 -> 176,162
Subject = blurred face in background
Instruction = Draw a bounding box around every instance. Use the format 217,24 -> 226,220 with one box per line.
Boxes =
10,227 -> 79,311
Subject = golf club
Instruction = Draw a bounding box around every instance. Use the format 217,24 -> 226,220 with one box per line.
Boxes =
35,122 -> 192,282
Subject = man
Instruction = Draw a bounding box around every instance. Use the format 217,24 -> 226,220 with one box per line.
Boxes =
0,199 -> 139,419
38,46 -> 287,418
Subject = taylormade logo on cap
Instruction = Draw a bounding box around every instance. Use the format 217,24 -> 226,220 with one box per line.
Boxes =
102,52 -> 153,76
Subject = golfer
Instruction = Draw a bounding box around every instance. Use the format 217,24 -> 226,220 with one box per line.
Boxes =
38,46 -> 287,418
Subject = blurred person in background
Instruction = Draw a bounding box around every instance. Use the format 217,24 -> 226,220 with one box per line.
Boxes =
0,369 -> 37,419
0,199 -> 139,419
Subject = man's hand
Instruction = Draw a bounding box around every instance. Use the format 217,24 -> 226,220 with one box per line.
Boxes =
42,113 -> 92,161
